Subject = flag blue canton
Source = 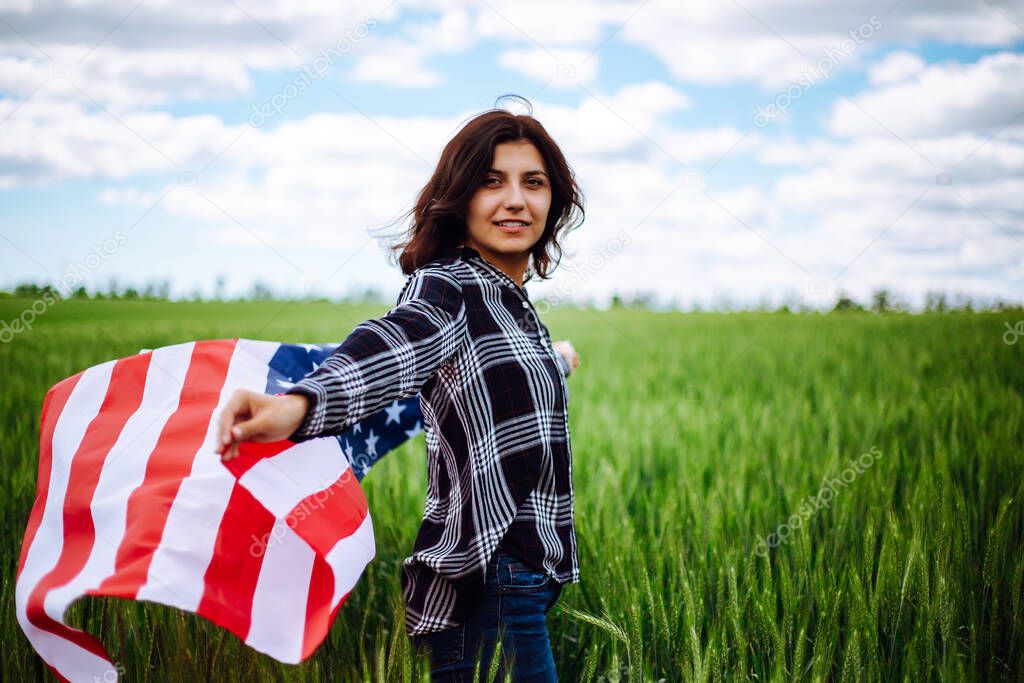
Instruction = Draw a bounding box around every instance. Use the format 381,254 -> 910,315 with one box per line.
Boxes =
265,342 -> 423,481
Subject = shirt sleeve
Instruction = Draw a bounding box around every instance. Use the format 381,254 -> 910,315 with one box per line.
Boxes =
284,266 -> 468,442
538,320 -> 572,378
553,349 -> 572,378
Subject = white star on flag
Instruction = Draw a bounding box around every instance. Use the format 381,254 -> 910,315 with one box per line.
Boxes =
384,400 -> 405,425
364,429 -> 379,456
405,421 -> 423,439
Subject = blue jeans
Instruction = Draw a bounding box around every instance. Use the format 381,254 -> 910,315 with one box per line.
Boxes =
410,551 -> 564,682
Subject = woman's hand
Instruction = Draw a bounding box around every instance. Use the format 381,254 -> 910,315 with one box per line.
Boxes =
552,340 -> 580,373
217,390 -> 310,461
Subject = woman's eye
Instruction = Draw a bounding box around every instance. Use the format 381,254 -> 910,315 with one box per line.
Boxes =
484,177 -> 544,187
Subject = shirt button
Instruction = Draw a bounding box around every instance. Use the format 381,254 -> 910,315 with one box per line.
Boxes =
521,301 -> 529,309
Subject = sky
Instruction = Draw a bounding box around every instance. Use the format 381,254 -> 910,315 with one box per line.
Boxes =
1,0 -> 1022,310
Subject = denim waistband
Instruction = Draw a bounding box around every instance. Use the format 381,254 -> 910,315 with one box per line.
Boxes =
489,549 -> 526,567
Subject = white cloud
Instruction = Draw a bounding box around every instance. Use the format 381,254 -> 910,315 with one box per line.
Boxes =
497,48 -> 600,88
0,0 -> 394,107
348,9 -> 479,88
0,48 -> 255,110
470,0 -> 622,46
404,7 -> 474,53
348,38 -> 445,87
619,0 -> 1019,90
830,51 -> 1024,138
868,50 -> 926,84
0,95 -> 242,186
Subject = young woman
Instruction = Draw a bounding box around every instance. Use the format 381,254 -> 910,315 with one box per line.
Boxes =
218,102 -> 585,681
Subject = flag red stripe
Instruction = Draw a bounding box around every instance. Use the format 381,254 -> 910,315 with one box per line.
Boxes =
25,354 -> 151,662
17,371 -> 84,580
220,439 -> 295,479
99,339 -> 236,597
301,553 -> 337,660
44,664 -> 72,683
286,471 -> 368,556
196,481 -> 276,639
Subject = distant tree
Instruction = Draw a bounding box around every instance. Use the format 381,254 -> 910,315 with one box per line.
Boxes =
139,279 -> 170,300
832,291 -> 864,312
951,292 -> 974,312
610,293 -> 623,308
14,283 -> 43,297
249,281 -> 274,301
870,288 -> 908,313
778,290 -> 802,312
992,299 -> 1024,313
871,288 -> 890,313
924,291 -> 948,312
360,286 -> 384,304
631,291 -> 657,309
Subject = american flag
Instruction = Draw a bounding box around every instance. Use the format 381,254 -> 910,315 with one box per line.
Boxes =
15,338 -> 423,682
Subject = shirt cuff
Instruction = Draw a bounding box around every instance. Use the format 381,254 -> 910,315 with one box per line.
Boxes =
285,378 -> 340,442
553,349 -> 572,377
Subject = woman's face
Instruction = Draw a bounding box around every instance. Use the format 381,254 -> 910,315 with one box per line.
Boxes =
463,139 -> 551,261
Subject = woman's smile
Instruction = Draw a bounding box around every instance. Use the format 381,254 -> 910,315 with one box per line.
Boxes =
493,220 -> 531,234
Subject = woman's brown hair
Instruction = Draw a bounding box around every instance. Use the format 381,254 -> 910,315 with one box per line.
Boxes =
388,96 -> 585,283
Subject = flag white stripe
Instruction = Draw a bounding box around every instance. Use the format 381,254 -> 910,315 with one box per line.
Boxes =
15,360 -> 117,682
45,343 -> 194,624
138,340 -> 281,610
324,513 -> 376,608
245,524 -> 316,663
237,438 -> 351,520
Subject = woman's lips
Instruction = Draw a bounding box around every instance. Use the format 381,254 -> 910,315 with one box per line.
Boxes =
494,222 -> 529,234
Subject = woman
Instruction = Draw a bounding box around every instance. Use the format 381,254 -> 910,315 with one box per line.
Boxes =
218,101 -> 585,681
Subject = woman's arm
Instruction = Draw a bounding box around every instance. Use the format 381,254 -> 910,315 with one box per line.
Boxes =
552,340 -> 580,377
218,266 -> 467,459
217,392 -> 310,460
287,267 -> 466,440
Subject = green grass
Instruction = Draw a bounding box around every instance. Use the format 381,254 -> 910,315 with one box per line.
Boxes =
2,297 -> 1022,681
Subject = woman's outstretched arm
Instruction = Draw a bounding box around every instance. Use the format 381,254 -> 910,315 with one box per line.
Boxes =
218,266 -> 468,460
552,340 -> 580,377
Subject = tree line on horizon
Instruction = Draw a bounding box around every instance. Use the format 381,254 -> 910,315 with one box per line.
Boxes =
1,280 -> 1021,314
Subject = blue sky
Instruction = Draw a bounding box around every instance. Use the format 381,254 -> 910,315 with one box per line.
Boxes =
1,1 -> 1022,309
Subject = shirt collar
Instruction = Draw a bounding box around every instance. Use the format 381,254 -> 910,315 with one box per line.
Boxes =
439,244 -> 531,297
437,244 -> 481,262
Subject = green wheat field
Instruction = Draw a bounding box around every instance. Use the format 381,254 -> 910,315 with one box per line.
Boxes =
2,297 -> 1022,682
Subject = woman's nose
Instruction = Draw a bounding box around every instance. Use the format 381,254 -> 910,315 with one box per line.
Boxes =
503,184 -> 525,208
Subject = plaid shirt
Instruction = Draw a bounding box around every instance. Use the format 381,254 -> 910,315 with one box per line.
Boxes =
285,244 -> 579,636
